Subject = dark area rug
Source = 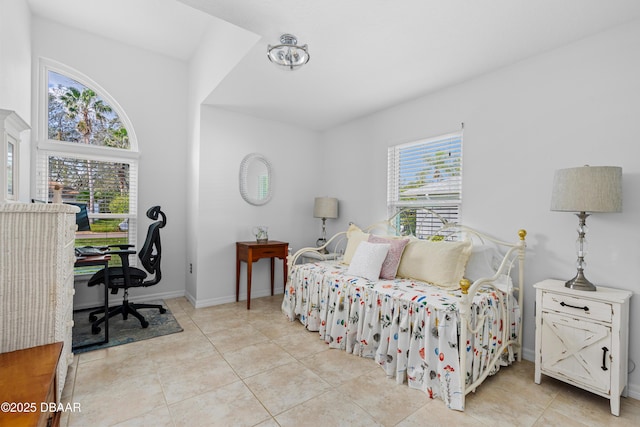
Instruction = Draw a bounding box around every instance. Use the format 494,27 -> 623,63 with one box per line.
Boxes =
72,300 -> 183,354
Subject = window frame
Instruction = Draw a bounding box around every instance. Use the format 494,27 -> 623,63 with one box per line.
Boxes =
387,130 -> 463,238
34,59 -> 140,269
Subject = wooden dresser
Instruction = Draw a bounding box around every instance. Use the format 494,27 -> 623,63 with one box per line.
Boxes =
0,203 -> 78,399
0,342 -> 63,427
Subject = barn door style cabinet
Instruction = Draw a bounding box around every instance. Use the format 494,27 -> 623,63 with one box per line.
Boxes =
534,279 -> 632,416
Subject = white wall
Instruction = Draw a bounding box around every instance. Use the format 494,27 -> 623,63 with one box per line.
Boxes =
0,0 -> 31,202
185,21 -> 259,302
0,0 -> 30,119
321,19 -> 640,397
191,106 -> 322,306
30,17 -> 189,306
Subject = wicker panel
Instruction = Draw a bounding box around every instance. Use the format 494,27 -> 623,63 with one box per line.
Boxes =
0,202 -> 78,400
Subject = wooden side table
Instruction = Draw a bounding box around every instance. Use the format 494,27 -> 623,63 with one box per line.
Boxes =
236,241 -> 288,309
0,342 -> 63,427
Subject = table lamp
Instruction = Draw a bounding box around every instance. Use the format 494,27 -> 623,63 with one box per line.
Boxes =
550,165 -> 622,291
314,197 -> 338,253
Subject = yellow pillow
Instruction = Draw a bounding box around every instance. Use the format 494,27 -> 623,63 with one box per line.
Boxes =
341,224 -> 370,264
396,239 -> 472,289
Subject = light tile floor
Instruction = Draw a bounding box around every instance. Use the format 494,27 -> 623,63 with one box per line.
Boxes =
61,295 -> 640,426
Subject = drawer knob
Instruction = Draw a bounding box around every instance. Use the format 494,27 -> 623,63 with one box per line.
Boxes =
560,301 -> 589,312
601,347 -> 609,371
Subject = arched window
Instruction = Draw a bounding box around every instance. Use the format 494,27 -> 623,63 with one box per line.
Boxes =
35,59 -> 139,269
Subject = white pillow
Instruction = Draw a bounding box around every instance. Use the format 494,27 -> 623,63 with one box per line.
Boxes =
347,241 -> 390,281
341,224 -> 370,264
465,245 -> 502,281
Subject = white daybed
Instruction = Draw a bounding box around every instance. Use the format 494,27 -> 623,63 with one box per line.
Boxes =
281,210 -> 526,411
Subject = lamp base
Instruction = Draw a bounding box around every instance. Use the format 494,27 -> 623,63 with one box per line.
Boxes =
316,217 -> 329,253
565,270 -> 596,291
316,237 -> 328,254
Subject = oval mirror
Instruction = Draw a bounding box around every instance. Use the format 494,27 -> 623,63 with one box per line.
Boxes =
239,153 -> 273,206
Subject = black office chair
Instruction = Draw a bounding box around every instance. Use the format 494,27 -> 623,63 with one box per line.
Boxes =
87,206 -> 167,334
65,202 -> 92,231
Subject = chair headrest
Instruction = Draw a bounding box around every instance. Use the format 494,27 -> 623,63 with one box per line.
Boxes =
146,205 -> 166,228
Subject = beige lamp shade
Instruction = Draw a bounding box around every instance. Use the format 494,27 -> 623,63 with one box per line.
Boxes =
313,197 -> 338,219
550,166 -> 622,213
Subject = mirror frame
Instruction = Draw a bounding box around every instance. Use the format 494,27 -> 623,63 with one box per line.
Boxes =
239,153 -> 273,206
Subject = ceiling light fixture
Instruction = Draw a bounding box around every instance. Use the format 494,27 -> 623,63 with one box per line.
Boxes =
267,34 -> 310,70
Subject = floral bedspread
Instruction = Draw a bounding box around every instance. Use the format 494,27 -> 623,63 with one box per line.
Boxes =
281,260 -> 520,411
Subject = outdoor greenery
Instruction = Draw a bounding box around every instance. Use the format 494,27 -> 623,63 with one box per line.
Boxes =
396,209 -> 417,236
109,195 -> 129,214
75,218 -> 127,268
86,218 -> 124,233
48,74 -> 129,148
75,237 -> 127,247
75,230 -> 127,271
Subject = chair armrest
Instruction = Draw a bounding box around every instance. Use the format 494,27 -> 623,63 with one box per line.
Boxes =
107,244 -> 135,249
103,249 -> 136,264
104,249 -> 136,256
105,245 -> 136,261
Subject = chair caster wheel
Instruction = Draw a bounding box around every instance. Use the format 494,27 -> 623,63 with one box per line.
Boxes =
92,326 -> 101,334
160,308 -> 166,314
89,314 -> 97,322
141,321 -> 149,328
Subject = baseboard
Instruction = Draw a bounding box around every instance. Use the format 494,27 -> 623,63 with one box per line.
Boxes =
191,295 -> 236,309
627,383 -> 640,400
521,346 -> 535,363
73,289 -> 185,311
184,292 -> 197,308
191,289 -> 284,309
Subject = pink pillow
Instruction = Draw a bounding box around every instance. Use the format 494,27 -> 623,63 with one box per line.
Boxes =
368,235 -> 409,279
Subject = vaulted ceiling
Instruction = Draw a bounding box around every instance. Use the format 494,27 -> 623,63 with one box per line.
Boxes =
28,0 -> 640,131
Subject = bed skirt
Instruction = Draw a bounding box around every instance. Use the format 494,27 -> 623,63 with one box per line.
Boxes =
282,261 -> 520,411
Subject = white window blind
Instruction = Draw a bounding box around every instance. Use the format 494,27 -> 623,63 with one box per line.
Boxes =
36,153 -> 137,215
387,131 -> 462,237
35,151 -> 138,250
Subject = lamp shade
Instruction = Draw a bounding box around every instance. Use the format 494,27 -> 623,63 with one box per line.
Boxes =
550,166 -> 622,213
313,197 -> 338,219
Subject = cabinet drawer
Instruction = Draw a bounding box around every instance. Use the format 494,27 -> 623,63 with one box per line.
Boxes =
252,246 -> 286,258
542,291 -> 612,323
254,249 -> 281,257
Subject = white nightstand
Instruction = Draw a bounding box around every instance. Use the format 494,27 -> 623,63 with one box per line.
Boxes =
534,279 -> 632,416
